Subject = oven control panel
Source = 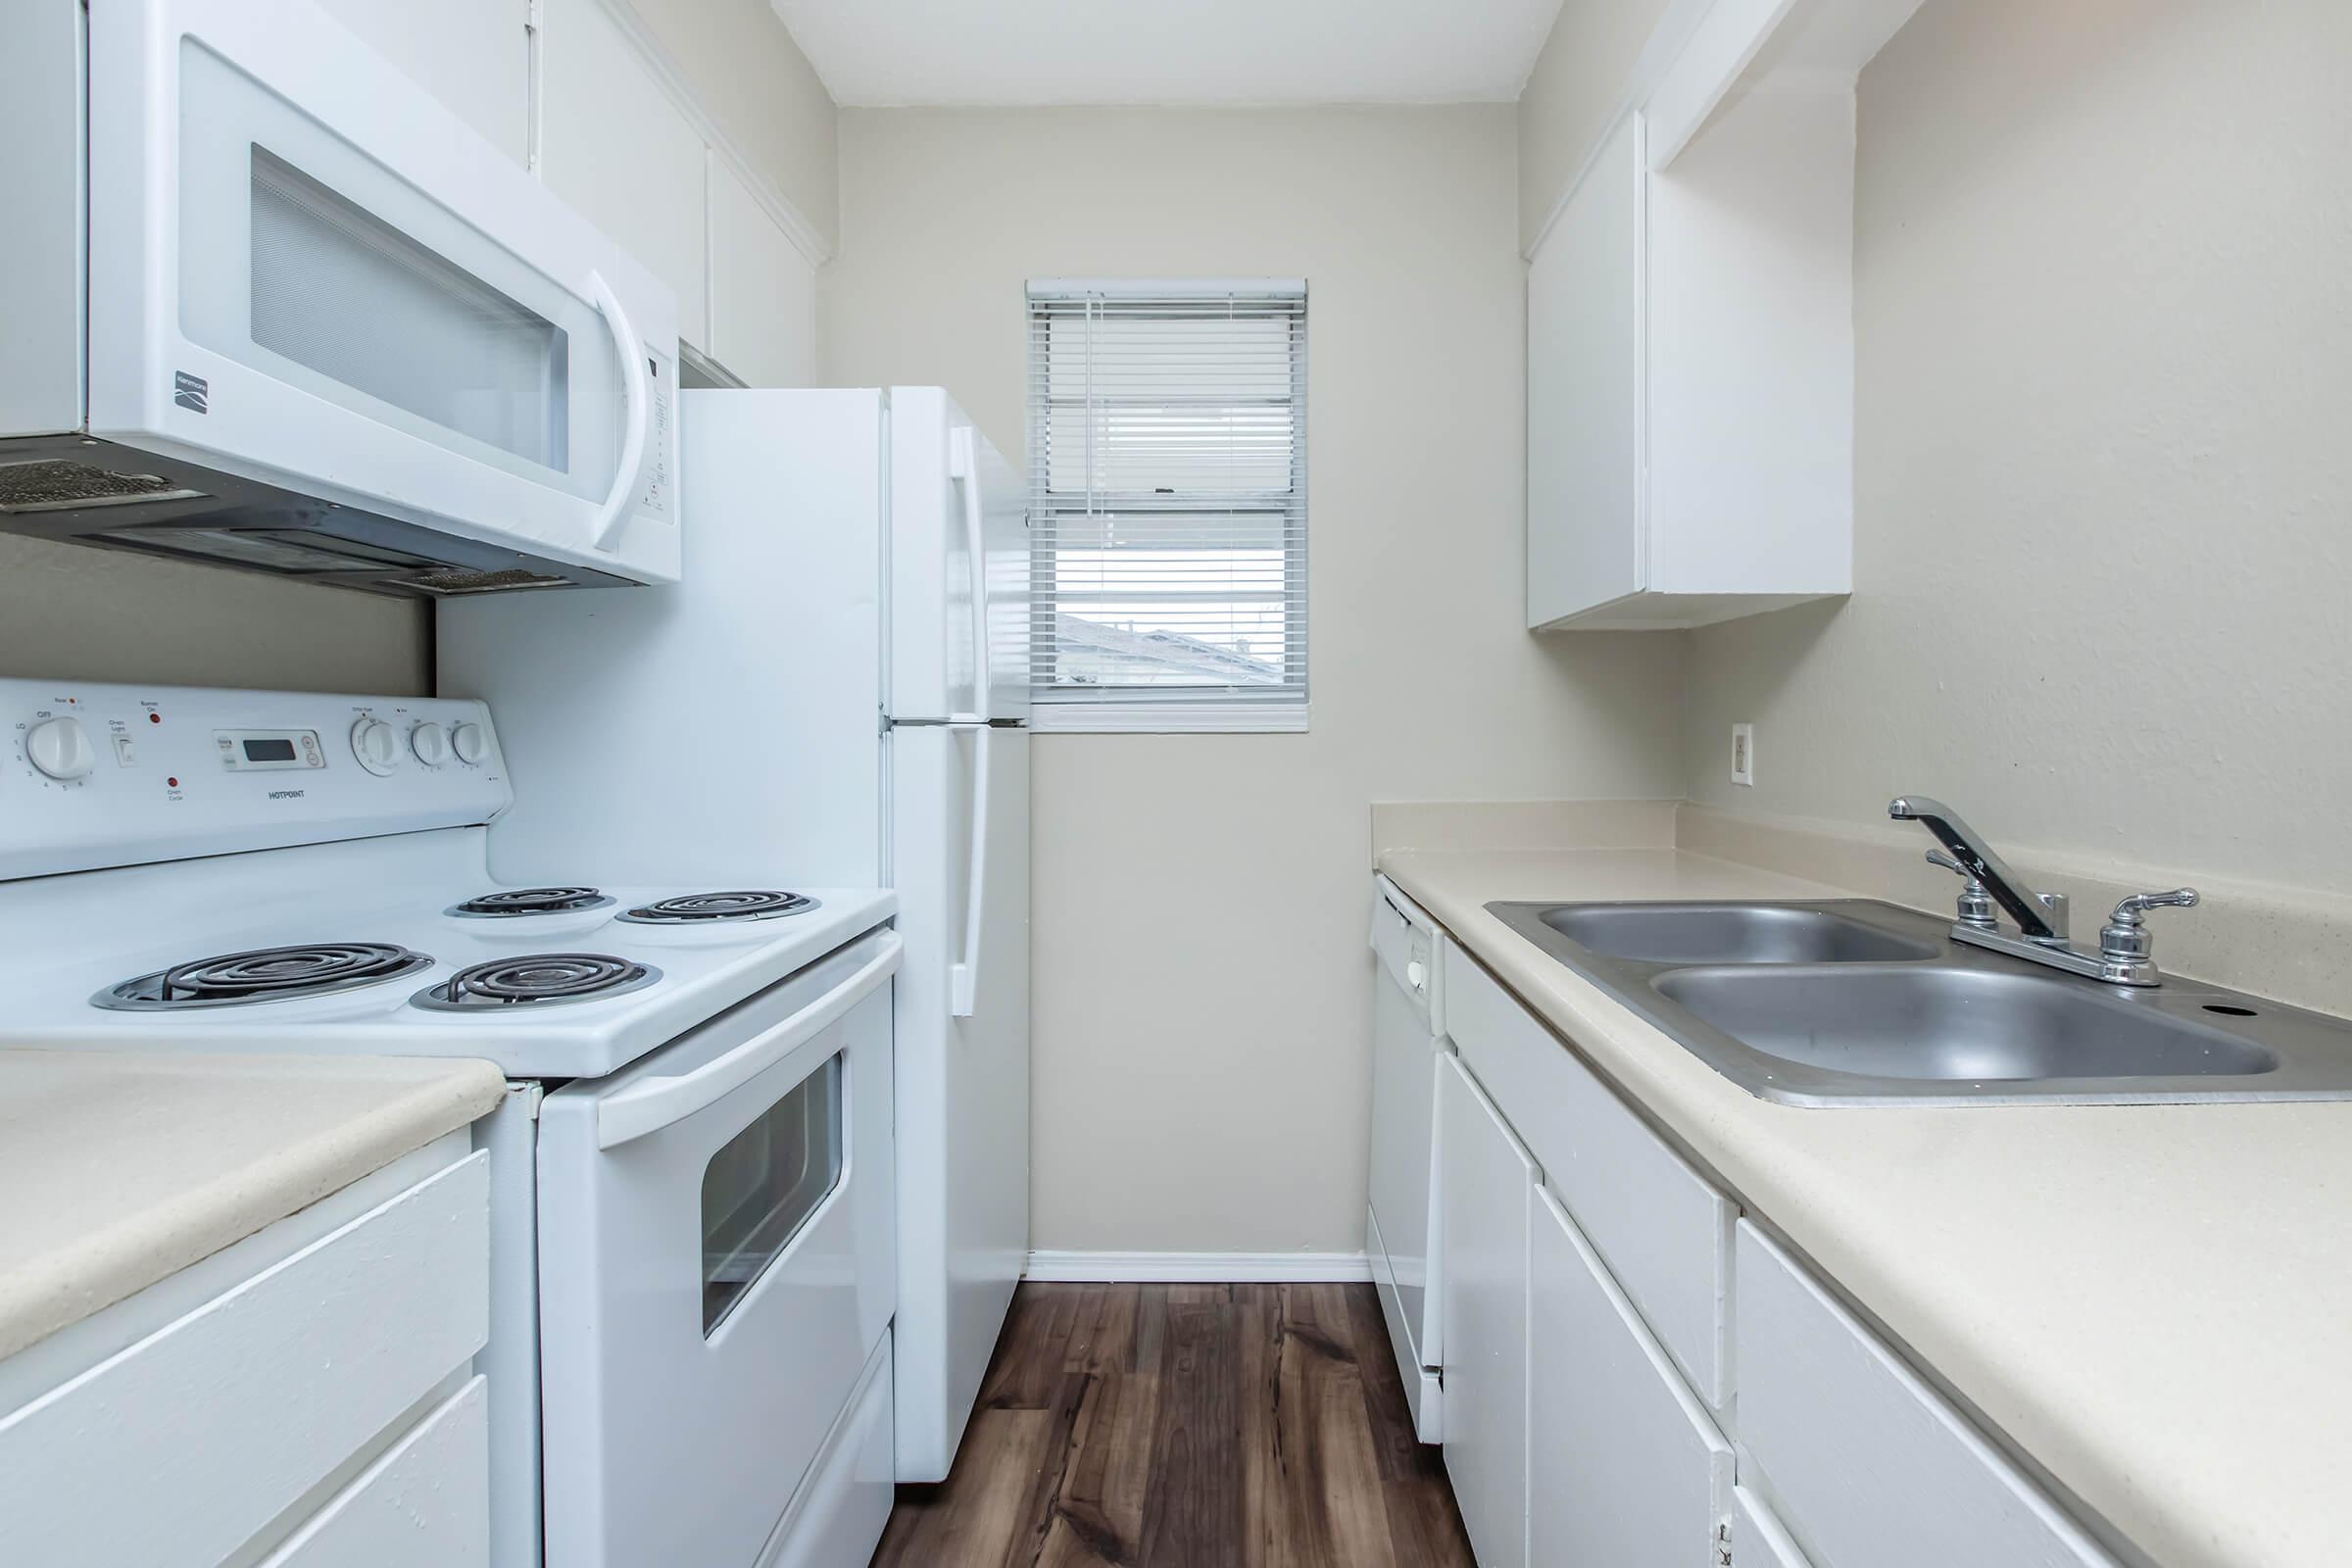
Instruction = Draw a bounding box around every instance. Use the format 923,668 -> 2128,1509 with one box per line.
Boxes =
0,679 -> 514,881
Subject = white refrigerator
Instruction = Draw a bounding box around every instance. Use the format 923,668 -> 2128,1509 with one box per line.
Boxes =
438,386 -> 1031,1484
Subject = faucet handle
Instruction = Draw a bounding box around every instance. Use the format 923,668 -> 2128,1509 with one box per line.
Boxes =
2098,888 -> 2199,978
2112,888 -> 2200,921
1925,852 -> 1997,928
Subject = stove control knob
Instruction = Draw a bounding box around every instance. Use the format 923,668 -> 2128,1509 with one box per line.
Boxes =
25,715 -> 95,780
410,720 -> 449,766
351,716 -> 401,776
450,721 -> 488,766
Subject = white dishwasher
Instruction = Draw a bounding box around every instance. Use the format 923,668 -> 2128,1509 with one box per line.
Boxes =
1365,873 -> 1449,1442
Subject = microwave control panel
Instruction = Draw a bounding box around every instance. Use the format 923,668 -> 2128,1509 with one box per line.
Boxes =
0,679 -> 513,881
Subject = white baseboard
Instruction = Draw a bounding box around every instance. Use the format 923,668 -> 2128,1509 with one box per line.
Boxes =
1023,1250 -> 1373,1284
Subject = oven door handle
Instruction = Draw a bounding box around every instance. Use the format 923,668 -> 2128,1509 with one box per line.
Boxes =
596,932 -> 902,1150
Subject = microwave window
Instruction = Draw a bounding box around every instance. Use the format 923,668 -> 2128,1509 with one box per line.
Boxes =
247,147 -> 570,472
701,1053 -> 844,1336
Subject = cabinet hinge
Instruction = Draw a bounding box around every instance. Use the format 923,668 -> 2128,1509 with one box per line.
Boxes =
1715,1518 -> 1734,1566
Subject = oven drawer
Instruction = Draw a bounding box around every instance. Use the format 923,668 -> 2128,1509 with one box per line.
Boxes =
539,929 -> 900,1568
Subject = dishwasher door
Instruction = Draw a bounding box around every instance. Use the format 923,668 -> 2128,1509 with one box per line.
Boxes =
1366,874 -> 1446,1441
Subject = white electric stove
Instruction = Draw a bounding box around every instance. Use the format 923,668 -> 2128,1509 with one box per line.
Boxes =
0,678 -> 903,1568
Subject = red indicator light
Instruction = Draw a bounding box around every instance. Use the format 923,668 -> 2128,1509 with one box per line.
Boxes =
167,777 -> 179,788
149,712 -> 162,723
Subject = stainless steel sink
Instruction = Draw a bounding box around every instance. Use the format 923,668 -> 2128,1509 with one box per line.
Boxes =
1534,902 -> 1938,966
1487,899 -> 2352,1106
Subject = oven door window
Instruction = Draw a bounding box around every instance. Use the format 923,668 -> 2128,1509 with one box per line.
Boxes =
701,1052 -> 844,1335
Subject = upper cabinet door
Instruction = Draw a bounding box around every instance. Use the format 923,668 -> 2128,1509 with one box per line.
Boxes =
1527,114 -> 1646,629
539,0 -> 710,351
709,159 -> 816,388
313,0 -> 529,163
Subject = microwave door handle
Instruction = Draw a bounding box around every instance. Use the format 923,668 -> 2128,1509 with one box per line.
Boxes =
949,426 -> 991,724
595,933 -> 902,1149
587,270 -> 653,553
950,722 -> 991,1018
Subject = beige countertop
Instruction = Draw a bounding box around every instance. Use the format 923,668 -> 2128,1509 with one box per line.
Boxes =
1379,847 -> 2350,1568
0,1050 -> 507,1362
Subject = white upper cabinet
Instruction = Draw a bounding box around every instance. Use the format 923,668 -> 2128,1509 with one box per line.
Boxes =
539,0 -> 710,352
1525,0 -> 1927,631
709,158 -> 817,388
314,0 -> 529,163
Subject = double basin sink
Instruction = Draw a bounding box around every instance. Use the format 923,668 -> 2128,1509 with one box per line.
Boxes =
1487,900 -> 2352,1106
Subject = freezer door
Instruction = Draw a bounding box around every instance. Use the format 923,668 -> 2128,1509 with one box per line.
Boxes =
440,388 -> 887,889
887,721 -> 1030,1480
888,388 -> 1031,723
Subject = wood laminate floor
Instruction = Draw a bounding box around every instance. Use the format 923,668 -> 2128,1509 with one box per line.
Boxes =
872,1282 -> 1477,1568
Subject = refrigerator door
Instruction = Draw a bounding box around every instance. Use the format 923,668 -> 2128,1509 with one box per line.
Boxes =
887,720 -> 1031,1480
887,388 -> 1031,724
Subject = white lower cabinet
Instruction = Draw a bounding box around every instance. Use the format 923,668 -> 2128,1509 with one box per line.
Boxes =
0,1136 -> 491,1568
1419,930 -> 2130,1568
1528,1187 -> 1732,1566
1438,1054 -> 1537,1568
1735,1223 -> 2121,1568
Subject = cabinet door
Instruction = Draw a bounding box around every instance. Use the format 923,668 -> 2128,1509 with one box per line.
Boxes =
1526,112 -> 1646,629
1529,1187 -> 1732,1566
314,0 -> 528,163
1438,1054 -> 1536,1568
538,0 -> 709,349
709,159 -> 816,387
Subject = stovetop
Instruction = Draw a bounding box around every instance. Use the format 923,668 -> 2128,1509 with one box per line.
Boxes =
0,830 -> 895,1079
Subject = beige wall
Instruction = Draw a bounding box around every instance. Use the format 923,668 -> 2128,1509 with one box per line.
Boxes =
824,106 -> 1684,1254
0,535 -> 429,694
1681,0 -> 2352,892
1515,0 -> 1675,252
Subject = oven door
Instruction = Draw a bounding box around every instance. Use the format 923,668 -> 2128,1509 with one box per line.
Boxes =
83,0 -> 680,583
537,931 -> 898,1568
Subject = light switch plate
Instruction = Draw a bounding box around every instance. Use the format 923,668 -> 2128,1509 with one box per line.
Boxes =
1731,723 -> 1754,787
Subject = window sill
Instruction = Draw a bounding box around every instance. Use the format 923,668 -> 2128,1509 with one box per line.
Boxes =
1031,700 -> 1310,735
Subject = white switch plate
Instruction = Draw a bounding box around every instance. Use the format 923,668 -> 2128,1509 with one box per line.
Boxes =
1731,723 -> 1754,787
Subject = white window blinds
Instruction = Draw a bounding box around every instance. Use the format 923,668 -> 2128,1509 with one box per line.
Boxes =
1026,280 -> 1307,720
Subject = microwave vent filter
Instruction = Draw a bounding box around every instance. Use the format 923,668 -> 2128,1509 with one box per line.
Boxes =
0,460 -> 208,514
404,565 -> 573,595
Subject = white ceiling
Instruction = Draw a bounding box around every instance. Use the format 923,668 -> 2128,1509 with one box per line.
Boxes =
771,0 -> 1569,107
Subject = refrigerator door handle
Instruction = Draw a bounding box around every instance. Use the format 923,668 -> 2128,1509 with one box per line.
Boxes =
949,722 -> 991,1018
949,426 -> 991,725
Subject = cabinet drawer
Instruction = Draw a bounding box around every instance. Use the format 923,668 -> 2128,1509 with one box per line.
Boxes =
264,1376 -> 489,1566
0,1152 -> 490,1568
1735,1223 -> 2119,1568
1529,1188 -> 1731,1567
1442,942 -> 1733,1405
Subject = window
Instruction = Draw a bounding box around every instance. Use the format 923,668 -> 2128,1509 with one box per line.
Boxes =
1026,280 -> 1308,731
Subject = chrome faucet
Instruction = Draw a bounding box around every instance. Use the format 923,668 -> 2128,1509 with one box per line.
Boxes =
1889,796 -> 2198,987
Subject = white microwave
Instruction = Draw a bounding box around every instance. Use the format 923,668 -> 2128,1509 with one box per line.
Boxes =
0,0 -> 681,595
